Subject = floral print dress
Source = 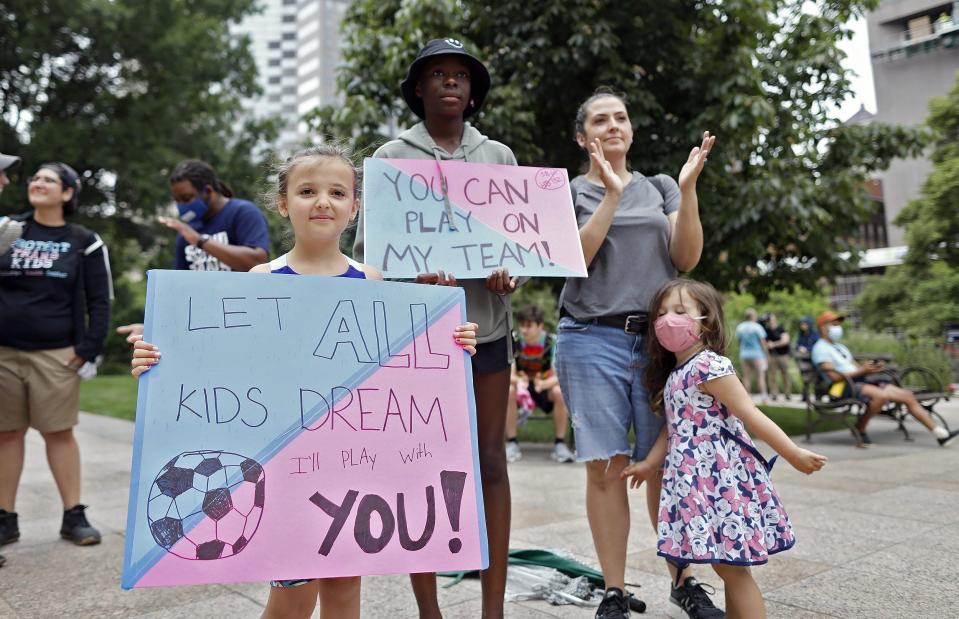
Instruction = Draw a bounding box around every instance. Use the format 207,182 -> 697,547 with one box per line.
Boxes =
657,349 -> 794,566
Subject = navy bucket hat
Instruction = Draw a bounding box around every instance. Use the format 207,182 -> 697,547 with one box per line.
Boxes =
400,38 -> 491,120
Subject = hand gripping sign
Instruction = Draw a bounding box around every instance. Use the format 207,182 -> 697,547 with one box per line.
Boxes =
363,159 -> 587,279
122,270 -> 485,588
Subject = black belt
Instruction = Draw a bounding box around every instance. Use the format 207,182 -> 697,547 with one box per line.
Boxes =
561,307 -> 649,334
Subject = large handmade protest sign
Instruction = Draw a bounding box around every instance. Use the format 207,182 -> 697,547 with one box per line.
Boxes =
122,270 -> 485,588
363,158 -> 587,279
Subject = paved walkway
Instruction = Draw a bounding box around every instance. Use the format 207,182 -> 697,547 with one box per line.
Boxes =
2,398 -> 958,618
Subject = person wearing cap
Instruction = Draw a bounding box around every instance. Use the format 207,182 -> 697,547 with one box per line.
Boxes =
353,37 -> 517,618
0,162 -> 113,552
0,153 -> 24,257
811,311 -> 959,447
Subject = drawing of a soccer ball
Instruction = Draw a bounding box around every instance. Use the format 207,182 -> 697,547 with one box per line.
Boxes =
147,450 -> 265,560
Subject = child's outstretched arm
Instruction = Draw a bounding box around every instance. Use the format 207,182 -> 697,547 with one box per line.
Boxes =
702,375 -> 827,474
620,427 -> 668,488
130,335 -> 161,378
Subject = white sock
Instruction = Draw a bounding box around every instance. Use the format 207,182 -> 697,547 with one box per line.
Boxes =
933,426 -> 949,439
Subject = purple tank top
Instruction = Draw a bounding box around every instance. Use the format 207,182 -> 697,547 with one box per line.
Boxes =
268,253 -> 366,279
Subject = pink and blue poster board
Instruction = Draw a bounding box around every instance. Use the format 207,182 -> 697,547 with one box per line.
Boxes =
363,158 -> 587,279
122,270 -> 485,588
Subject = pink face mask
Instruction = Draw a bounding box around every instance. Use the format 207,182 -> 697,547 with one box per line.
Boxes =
654,313 -> 705,353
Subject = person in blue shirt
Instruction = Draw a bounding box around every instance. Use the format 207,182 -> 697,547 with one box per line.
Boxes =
811,311 -> 958,448
116,160 -> 271,339
795,316 -> 819,354
735,308 -> 768,403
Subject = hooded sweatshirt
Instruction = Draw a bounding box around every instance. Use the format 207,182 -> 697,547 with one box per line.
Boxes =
354,122 -> 518,348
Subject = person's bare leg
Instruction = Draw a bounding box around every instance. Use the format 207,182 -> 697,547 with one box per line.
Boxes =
550,386 -> 568,441
473,368 -> 511,619
883,385 -> 939,431
585,455 -> 630,590
757,362 -> 768,401
740,362 -> 754,395
712,563 -> 763,619
505,383 -> 518,440
261,581 -> 320,619
41,428 -> 81,508
318,576 -> 361,619
0,429 -> 27,512
409,572 -> 442,619
857,385 -> 888,433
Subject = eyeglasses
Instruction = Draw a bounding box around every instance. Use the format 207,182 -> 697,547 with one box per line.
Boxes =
29,175 -> 62,186
428,69 -> 470,81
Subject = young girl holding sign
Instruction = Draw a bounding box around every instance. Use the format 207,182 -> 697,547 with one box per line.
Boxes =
621,279 -> 826,618
131,144 -> 479,619
353,38 -> 520,618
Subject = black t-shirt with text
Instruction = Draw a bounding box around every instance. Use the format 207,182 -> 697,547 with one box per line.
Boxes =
0,216 -> 112,359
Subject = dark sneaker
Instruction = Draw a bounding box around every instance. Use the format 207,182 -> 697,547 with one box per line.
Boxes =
0,510 -> 19,545
60,505 -> 101,546
669,576 -> 725,618
851,428 -> 873,448
596,587 -> 630,619
938,429 -> 959,447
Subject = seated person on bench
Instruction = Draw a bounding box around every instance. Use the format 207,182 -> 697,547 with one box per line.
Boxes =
811,311 -> 958,448
505,305 -> 574,463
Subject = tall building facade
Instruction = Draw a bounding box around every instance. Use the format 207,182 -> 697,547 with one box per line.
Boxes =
234,0 -> 349,152
867,0 -> 959,246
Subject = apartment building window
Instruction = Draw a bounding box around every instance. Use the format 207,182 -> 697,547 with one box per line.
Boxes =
268,59 -> 280,67
856,199 -> 889,250
282,15 -> 295,23
268,76 -> 281,85
282,50 -> 296,59
268,41 -> 281,50
282,32 -> 296,40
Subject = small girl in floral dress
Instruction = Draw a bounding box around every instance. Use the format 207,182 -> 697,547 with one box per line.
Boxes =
621,280 -> 827,618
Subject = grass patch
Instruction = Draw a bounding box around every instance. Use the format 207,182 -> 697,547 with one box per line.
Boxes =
80,374 -> 138,421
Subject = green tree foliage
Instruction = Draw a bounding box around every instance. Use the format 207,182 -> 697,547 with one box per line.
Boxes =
307,0 -> 926,297
856,74 -> 959,338
0,0 -> 275,368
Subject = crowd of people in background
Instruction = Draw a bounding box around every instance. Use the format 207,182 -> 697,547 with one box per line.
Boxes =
0,33 -> 954,619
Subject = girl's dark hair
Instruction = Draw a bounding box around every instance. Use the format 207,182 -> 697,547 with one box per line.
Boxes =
169,160 -> 234,198
270,143 -> 359,203
644,279 -> 728,415
573,86 -> 629,137
38,162 -> 81,216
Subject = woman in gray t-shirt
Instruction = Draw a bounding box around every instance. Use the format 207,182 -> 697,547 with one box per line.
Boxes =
553,90 -> 716,617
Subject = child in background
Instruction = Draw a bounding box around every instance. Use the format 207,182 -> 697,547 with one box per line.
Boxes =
622,280 -> 826,619
130,145 -> 479,619
505,305 -> 574,463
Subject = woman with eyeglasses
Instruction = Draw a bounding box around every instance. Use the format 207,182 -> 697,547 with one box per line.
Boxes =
0,162 -> 113,552
353,37 -> 519,619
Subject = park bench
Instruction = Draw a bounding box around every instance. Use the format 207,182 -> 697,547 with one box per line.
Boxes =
795,352 -> 951,443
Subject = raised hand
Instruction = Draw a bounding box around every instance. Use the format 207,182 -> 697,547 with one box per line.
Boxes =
589,138 -> 624,196
678,131 -> 716,192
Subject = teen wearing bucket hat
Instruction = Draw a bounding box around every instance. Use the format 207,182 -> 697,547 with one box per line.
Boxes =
354,37 -> 518,619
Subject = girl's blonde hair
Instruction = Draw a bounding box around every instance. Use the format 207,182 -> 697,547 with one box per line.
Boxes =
644,279 -> 728,414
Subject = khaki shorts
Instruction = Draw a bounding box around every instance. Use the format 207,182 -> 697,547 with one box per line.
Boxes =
0,345 -> 80,433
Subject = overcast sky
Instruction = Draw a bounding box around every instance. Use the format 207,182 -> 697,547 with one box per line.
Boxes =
838,15 -> 877,120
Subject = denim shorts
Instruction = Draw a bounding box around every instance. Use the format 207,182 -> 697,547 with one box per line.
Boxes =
554,316 -> 663,462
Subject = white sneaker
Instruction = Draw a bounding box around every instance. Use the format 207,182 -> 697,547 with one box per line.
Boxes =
505,441 -> 522,463
551,442 -> 574,463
